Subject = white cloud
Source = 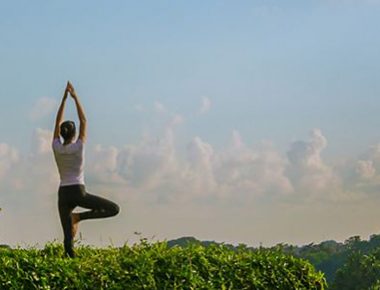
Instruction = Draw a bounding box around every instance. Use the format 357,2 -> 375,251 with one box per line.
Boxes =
25,129 -> 57,193
0,129 -> 58,213
29,97 -> 58,121
168,114 -> 184,127
31,128 -> 53,154
121,131 -> 176,188
154,101 -> 167,114
356,160 -> 376,180
287,129 -> 327,170
340,143 -> 380,197
214,136 -> 293,201
87,145 -> 122,184
199,97 -> 212,114
185,137 -> 217,196
87,136 -> 179,197
286,129 -> 339,197
0,143 -> 19,179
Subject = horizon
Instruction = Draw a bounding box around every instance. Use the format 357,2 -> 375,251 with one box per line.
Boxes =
1,1 -> 380,248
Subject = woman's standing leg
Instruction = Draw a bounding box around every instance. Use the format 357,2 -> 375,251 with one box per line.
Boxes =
58,200 -> 75,257
58,186 -> 80,258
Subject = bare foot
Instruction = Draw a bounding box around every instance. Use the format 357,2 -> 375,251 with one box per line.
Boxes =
71,213 -> 80,238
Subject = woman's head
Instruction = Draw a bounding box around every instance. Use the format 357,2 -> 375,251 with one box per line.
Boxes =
60,121 -> 76,143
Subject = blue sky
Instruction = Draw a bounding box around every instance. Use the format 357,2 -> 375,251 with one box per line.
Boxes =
2,0 -> 379,151
1,1 -> 380,247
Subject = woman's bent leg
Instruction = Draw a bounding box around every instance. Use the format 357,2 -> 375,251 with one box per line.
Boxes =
77,192 -> 120,221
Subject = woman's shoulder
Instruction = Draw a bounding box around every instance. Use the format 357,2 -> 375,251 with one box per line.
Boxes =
52,138 -> 84,154
70,139 -> 85,152
52,138 -> 62,149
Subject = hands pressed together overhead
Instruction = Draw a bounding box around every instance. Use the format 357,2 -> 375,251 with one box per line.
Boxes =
65,81 -> 77,99
54,80 -> 86,141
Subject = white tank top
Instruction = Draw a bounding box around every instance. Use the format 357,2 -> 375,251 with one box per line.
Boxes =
52,138 -> 85,186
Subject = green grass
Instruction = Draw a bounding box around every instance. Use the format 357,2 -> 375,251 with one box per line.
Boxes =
0,240 -> 327,289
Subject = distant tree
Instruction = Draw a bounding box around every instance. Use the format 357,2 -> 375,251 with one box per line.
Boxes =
168,234 -> 380,286
331,249 -> 380,290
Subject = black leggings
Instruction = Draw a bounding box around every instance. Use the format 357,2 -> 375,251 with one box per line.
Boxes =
58,184 -> 120,257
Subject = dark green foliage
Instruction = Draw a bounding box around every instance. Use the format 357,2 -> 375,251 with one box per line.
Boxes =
331,249 -> 380,290
0,240 -> 326,289
278,234 -> 380,284
281,240 -> 349,283
167,234 -> 380,288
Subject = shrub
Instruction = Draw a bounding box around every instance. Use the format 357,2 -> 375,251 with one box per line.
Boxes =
0,240 -> 326,289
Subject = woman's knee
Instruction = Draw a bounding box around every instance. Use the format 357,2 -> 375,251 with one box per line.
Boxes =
110,202 -> 120,216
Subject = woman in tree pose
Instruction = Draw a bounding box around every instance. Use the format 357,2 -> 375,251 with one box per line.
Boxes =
52,81 -> 120,257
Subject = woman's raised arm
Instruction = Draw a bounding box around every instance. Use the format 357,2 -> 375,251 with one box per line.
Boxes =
53,83 -> 69,141
67,82 -> 87,142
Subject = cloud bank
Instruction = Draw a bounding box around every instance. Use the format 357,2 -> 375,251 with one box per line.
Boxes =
2,107 -> 380,247
2,102 -> 380,210
80,128 -> 380,204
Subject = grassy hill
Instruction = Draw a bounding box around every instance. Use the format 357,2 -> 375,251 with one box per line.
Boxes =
0,240 -> 326,289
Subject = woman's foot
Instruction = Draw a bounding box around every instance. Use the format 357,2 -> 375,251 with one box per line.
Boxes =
71,213 -> 80,238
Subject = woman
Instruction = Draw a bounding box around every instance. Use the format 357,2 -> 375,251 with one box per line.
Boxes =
52,81 -> 120,257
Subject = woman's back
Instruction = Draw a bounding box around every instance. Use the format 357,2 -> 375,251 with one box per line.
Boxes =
52,138 -> 84,186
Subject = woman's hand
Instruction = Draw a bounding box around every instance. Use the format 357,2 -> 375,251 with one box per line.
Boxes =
63,82 -> 70,100
67,81 -> 77,99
